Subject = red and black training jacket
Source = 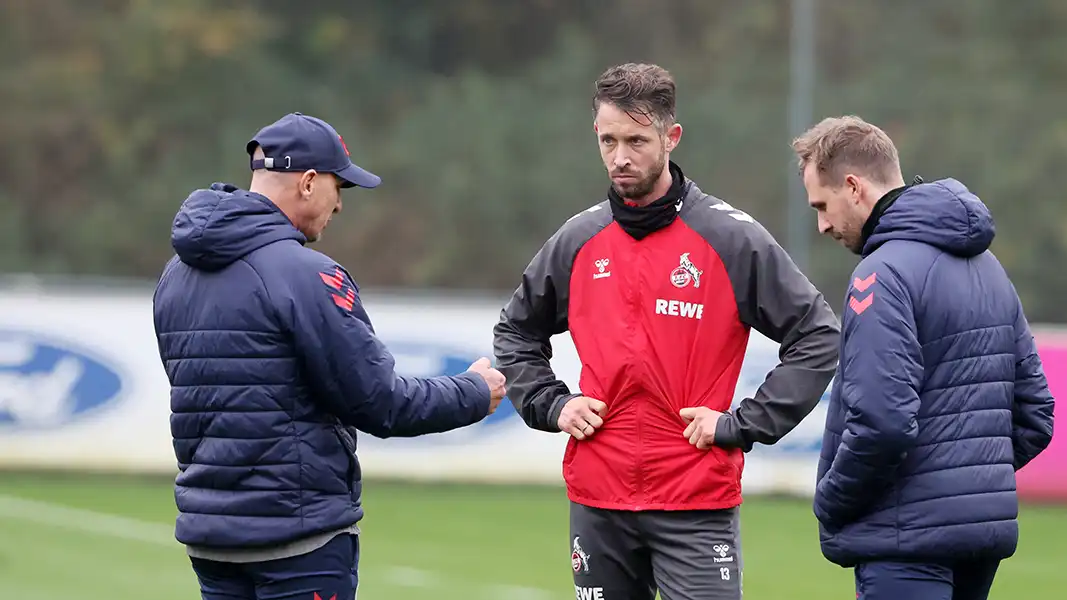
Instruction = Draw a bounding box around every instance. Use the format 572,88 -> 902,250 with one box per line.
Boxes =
493,162 -> 841,511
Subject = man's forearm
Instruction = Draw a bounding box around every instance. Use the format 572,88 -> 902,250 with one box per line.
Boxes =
714,365 -> 833,450
715,304 -> 840,451
493,316 -> 573,432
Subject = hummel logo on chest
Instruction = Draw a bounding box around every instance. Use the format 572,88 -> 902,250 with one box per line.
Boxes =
593,258 -> 611,279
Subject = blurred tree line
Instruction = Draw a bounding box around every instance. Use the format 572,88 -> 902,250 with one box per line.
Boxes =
2,0 -> 1066,322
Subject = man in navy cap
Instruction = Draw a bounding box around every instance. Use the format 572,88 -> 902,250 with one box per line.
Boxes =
152,112 -> 507,600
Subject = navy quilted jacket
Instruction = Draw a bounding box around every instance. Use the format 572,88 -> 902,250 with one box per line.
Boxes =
814,178 -> 1055,567
153,183 -> 492,549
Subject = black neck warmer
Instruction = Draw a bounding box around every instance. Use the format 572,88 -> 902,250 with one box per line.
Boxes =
858,175 -> 925,254
608,161 -> 687,240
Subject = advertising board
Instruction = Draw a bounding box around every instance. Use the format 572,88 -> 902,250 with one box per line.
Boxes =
0,284 -> 1061,500
1015,331 -> 1067,501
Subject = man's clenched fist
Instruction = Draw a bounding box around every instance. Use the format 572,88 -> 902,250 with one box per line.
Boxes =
679,406 -> 724,450
558,396 -> 607,440
467,357 -> 506,414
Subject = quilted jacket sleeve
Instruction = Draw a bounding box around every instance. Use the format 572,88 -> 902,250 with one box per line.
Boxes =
814,262 -> 923,529
1009,295 -> 1055,471
276,258 -> 492,438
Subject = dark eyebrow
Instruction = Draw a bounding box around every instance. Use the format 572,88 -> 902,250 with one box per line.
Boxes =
600,133 -> 650,143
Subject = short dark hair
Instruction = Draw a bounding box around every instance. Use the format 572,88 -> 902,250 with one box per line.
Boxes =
593,63 -> 676,131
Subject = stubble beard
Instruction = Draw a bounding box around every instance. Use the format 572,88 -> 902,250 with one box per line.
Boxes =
612,152 -> 667,202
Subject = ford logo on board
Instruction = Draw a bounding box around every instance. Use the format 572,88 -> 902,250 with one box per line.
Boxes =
385,341 -> 517,433
0,331 -> 125,429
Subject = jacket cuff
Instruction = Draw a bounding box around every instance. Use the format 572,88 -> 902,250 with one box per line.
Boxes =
457,371 -> 493,418
714,412 -> 744,449
546,393 -> 581,433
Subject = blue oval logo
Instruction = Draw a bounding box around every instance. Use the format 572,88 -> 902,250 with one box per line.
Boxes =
0,331 -> 125,429
387,341 -> 517,429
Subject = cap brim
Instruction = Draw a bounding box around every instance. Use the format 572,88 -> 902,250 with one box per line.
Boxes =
334,162 -> 381,189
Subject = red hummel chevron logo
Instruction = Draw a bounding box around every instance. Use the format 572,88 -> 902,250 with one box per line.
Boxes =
333,288 -> 355,312
319,267 -> 355,312
853,272 -> 876,292
317,265 -> 343,290
320,267 -> 344,290
849,292 -> 874,315
313,593 -> 337,600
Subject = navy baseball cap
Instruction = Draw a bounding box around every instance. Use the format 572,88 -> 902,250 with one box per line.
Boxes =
246,112 -> 381,189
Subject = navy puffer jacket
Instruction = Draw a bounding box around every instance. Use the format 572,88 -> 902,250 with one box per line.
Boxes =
153,183 -> 491,549
815,178 -> 1055,567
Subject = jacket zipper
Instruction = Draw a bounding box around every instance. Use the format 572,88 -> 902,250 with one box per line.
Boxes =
632,244 -> 646,509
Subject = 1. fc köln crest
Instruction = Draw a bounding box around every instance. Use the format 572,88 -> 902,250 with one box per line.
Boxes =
572,536 -> 590,573
670,252 -> 703,289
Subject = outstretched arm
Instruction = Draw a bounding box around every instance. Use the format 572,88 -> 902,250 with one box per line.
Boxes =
281,262 -> 491,438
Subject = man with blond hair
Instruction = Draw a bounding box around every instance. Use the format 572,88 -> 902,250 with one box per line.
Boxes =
792,115 -> 1055,600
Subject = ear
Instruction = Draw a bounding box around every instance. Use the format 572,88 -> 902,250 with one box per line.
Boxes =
844,174 -> 862,201
665,123 -> 683,152
593,122 -> 599,134
299,170 -> 318,197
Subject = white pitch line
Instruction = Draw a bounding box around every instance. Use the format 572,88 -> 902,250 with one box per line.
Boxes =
0,493 -> 177,546
382,565 -> 446,588
482,584 -> 554,600
0,493 -> 555,598
381,567 -> 551,599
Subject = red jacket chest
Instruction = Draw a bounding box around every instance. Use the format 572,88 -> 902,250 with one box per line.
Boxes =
569,219 -> 733,332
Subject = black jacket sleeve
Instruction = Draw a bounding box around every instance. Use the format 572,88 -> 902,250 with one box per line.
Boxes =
493,204 -> 611,432
684,197 -> 841,452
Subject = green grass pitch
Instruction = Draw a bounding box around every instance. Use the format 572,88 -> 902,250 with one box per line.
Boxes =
0,471 -> 1063,599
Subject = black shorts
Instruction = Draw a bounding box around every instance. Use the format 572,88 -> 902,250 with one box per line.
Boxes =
570,502 -> 743,600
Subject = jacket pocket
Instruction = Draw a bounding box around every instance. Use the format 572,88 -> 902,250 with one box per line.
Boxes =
332,424 -> 362,500
709,445 -> 741,474
561,437 -> 577,483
